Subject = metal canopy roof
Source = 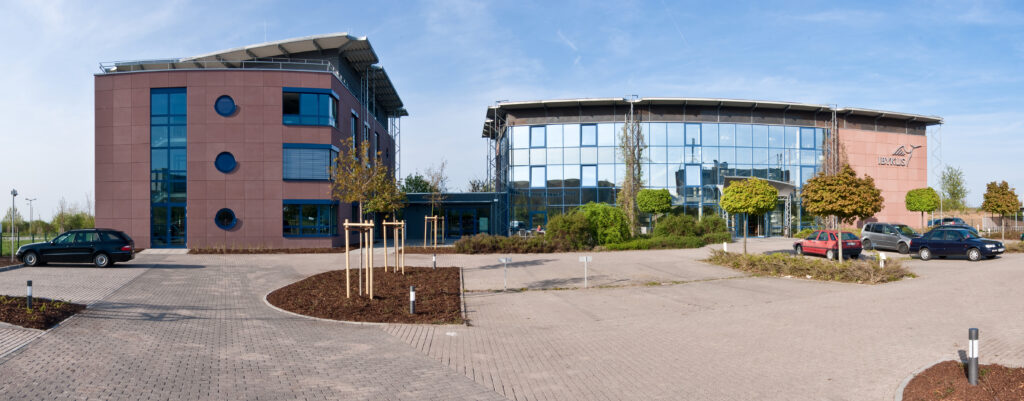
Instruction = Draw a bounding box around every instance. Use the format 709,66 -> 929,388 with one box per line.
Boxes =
482,97 -> 942,138
100,33 -> 406,115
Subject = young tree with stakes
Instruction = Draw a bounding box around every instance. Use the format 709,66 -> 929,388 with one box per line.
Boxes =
801,164 -> 884,261
331,137 -> 378,223
981,181 -> 1021,241
905,187 -> 940,230
720,178 -> 778,254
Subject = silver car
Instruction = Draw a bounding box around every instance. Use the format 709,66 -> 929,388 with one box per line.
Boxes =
861,222 -> 920,254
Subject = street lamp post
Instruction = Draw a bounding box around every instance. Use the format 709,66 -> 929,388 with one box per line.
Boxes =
25,198 -> 35,243
9,189 -> 17,263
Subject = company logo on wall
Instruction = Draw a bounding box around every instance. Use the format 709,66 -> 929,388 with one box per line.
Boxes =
878,145 -> 922,167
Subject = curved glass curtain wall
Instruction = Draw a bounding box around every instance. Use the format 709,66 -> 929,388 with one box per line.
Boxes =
505,122 -> 825,234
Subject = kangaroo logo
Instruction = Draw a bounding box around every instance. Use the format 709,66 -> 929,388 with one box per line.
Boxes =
879,144 -> 922,167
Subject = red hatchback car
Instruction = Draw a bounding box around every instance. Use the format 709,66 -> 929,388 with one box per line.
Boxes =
793,230 -> 862,260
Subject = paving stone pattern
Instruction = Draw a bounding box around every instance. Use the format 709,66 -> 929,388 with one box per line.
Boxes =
0,253 -> 502,400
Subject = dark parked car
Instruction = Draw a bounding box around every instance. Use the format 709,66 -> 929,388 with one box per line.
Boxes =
927,217 -> 966,227
16,229 -> 135,267
793,230 -> 862,260
908,228 -> 1004,261
860,222 -> 920,254
927,224 -> 979,237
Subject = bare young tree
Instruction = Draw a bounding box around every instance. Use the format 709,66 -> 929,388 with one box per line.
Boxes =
618,109 -> 645,236
425,160 -> 449,216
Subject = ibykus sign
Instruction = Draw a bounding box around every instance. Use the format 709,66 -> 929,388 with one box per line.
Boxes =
879,145 -> 921,167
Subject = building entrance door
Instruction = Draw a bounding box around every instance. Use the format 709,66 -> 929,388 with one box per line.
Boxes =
152,204 -> 186,248
446,208 -> 478,239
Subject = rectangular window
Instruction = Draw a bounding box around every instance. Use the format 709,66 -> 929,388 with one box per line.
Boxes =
597,124 -> 615,146
667,123 -> 685,146
283,145 -> 339,180
581,165 -> 597,187
530,126 -> 546,148
702,124 -> 719,146
563,147 -> 580,164
282,201 -> 338,237
530,166 -> 546,188
752,125 -> 769,147
648,123 -> 666,146
546,125 -> 563,147
800,127 -> 817,149
563,124 -> 581,147
581,124 -> 597,146
350,113 -> 358,149
547,147 -> 563,164
547,165 -> 564,188
580,147 -> 598,164
512,126 -> 529,149
735,124 -> 752,147
530,148 -> 546,165
598,164 -> 614,187
685,124 -> 701,146
785,126 -> 799,149
151,88 -> 187,249
282,88 -> 337,127
512,166 -> 530,188
564,165 -> 581,187
768,125 -> 784,148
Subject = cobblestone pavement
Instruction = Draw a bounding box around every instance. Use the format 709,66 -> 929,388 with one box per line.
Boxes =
387,239 -> 1024,400
0,253 -> 502,400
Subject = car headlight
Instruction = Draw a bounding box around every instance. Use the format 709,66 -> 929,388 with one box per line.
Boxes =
984,244 -> 995,248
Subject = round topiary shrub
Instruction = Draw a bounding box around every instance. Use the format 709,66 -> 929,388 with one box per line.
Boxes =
546,212 -> 596,250
577,202 -> 631,245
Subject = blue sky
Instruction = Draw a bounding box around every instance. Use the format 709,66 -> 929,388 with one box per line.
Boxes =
1,0 -> 1022,219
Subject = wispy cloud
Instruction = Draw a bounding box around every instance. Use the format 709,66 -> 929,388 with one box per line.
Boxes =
556,30 -> 577,51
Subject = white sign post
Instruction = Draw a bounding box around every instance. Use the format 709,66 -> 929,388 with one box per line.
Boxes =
578,256 -> 592,289
498,258 -> 511,292
879,252 -> 887,268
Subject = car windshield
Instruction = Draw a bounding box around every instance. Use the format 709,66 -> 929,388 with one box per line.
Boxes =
841,232 -> 858,240
895,225 -> 917,236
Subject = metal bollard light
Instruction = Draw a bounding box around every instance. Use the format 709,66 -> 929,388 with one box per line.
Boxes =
432,254 -> 436,269
578,256 -> 592,289
723,242 -> 728,252
410,286 -> 416,314
498,258 -> 511,292
26,280 -> 32,310
879,252 -> 887,268
968,328 -> 979,385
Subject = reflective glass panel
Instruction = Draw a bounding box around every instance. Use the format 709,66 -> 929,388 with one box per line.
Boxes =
512,149 -> 529,166
563,147 -> 580,164
581,165 -> 597,187
801,149 -> 817,165
512,166 -> 529,188
752,125 -> 769,147
702,147 -> 719,163
512,126 -> 529,149
530,148 -> 546,165
667,123 -> 684,146
785,126 -> 799,148
581,124 -> 597,146
702,123 -> 719,146
816,129 -> 825,149
598,164 -> 614,187
563,124 -> 580,147
597,123 -> 615,146
768,125 -> 784,148
151,93 -> 168,115
735,124 -> 752,146
564,165 -> 581,187
685,124 -> 701,146
648,123 -> 666,146
752,147 -> 769,165
151,126 -> 168,147
547,165 -> 563,188
801,127 -> 816,149
650,147 -> 667,163
719,124 -> 735,146
531,126 -> 546,148
737,147 -> 753,164
547,148 -> 563,164
651,164 -> 667,188
685,165 -> 701,187
547,125 -> 563,147
667,147 -> 684,164
598,147 -> 615,163
531,166 -> 546,188
580,147 -> 597,164
685,146 -> 701,164
719,146 -> 736,164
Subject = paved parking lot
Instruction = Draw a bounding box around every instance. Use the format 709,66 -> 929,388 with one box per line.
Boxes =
0,241 -> 1021,400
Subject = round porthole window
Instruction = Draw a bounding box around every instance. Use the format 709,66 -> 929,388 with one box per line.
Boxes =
215,208 -> 237,230
214,152 -> 236,173
214,95 -> 236,117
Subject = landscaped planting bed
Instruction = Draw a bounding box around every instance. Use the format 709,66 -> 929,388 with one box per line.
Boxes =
705,250 -> 914,284
0,296 -> 86,330
403,246 -> 457,254
190,247 -> 348,254
902,360 -> 1024,400
267,267 -> 462,324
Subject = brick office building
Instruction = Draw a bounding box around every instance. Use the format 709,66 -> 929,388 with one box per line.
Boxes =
481,98 -> 941,237
95,33 -> 406,249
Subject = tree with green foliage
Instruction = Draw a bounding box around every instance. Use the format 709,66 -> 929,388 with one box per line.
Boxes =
940,165 -> 968,211
577,202 -> 631,245
331,136 -> 387,223
425,160 -> 449,216
720,178 -> 778,254
801,164 -> 883,261
364,169 -> 406,221
905,187 -> 940,229
467,178 -> 494,192
637,188 -> 672,230
617,115 -> 645,236
545,212 -> 596,250
981,181 -> 1021,240
400,173 -> 433,193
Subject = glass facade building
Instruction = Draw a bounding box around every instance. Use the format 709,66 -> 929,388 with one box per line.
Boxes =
503,121 -> 824,236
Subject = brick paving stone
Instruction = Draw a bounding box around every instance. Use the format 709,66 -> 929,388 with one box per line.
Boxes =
387,239 -> 1024,400
0,253 -> 503,400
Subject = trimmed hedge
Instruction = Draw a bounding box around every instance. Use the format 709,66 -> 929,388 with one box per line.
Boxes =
578,202 -> 631,245
705,249 -> 913,284
454,234 -> 571,254
603,235 -> 704,251
545,212 -> 596,250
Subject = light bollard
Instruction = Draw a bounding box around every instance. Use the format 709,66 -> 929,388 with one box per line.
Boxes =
432,253 -> 436,269
409,286 -> 416,314
723,242 -> 728,252
498,257 -> 511,292
26,280 -> 32,310
578,256 -> 592,289
968,328 -> 979,386
879,252 -> 887,268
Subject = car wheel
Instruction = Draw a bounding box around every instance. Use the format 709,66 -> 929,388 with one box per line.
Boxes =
898,243 -> 909,255
23,252 -> 39,267
967,248 -> 981,262
862,239 -> 872,250
93,253 -> 111,268
826,249 -> 835,260
795,245 -> 803,255
919,247 -> 932,261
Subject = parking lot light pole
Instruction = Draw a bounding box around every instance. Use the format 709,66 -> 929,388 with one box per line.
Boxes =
26,198 -> 35,243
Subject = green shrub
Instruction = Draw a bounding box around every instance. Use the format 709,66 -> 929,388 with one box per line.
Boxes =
453,234 -> 567,254
654,214 -> 698,237
637,189 -> 672,215
546,212 -> 596,250
603,235 -> 705,251
577,202 -> 631,245
698,215 -> 729,235
704,250 -> 912,284
794,228 -> 816,239
701,231 -> 733,244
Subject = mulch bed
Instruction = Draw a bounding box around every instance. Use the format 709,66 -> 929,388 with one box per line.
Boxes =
0,296 -> 86,330
903,360 -> 1024,400
267,266 -> 462,324
190,247 -> 348,254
